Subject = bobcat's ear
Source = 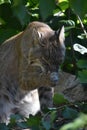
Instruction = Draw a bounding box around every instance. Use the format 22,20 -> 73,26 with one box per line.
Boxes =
56,26 -> 65,44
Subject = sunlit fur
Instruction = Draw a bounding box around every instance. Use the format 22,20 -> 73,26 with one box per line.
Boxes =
0,21 -> 65,123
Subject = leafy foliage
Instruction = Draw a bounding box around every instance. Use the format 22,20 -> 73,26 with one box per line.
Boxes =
0,93 -> 87,130
0,0 -> 87,129
60,113 -> 87,130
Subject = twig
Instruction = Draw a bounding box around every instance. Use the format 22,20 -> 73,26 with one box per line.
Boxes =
77,15 -> 87,38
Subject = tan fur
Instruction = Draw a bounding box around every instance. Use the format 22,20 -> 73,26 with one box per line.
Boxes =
0,21 -> 65,123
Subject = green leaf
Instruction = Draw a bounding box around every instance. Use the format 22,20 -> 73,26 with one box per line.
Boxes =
0,28 -> 19,44
50,111 -> 56,123
77,60 -> 87,69
59,20 -> 75,27
10,114 -> 23,120
53,93 -> 69,105
12,5 -> 30,26
39,0 -> 56,20
59,1 -> 69,11
28,0 -> 39,7
11,0 -> 30,26
9,114 -> 24,128
17,122 -> 28,129
42,120 -> 51,130
41,110 -> 56,130
12,0 -> 22,6
0,17 -> 6,25
62,107 -> 78,119
77,34 -> 87,39
0,0 -> 11,5
26,115 -> 41,130
70,0 -> 87,19
78,70 -> 87,83
0,123 -> 8,130
42,116 -> 51,130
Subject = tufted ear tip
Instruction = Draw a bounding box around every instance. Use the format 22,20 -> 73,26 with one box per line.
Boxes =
61,26 -> 64,32
55,26 -> 65,44
56,26 -> 65,44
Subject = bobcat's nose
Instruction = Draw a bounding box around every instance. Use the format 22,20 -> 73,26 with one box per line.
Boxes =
50,72 -> 59,83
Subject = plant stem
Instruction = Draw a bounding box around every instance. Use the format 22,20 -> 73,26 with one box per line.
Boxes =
77,15 -> 87,38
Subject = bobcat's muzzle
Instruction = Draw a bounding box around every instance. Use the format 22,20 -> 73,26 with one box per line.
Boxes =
50,72 -> 59,83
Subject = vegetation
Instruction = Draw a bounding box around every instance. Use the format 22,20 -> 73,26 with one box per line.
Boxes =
0,0 -> 87,129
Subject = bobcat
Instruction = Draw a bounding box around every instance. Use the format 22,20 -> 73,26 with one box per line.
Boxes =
0,21 -> 65,123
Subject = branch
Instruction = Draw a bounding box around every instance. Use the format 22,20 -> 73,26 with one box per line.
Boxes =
77,15 -> 87,38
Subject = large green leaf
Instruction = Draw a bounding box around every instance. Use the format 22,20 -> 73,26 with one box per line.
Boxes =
12,0 -> 30,26
70,0 -> 87,19
59,1 -> 69,11
42,118 -> 51,130
62,107 -> 78,119
53,93 -> 69,105
17,122 -> 28,129
12,5 -> 30,26
78,70 -> 87,83
26,115 -> 41,130
77,60 -> 87,69
0,123 -> 8,130
39,0 -> 56,20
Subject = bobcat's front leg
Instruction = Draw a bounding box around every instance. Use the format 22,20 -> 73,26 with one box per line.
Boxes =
38,86 -> 54,110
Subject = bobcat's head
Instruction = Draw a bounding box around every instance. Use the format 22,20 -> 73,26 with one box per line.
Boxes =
21,22 -> 65,86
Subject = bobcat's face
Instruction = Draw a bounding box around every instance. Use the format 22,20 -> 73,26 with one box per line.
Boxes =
28,24 -> 65,84
40,27 -> 65,72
